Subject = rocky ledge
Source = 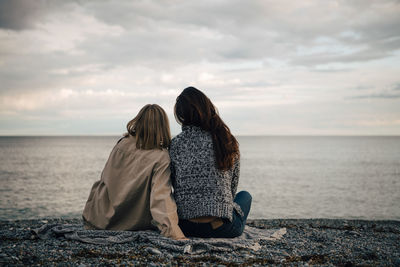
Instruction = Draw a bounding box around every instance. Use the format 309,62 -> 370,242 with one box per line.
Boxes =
1,218 -> 399,266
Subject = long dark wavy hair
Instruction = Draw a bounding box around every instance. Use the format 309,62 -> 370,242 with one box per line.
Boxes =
174,87 -> 239,171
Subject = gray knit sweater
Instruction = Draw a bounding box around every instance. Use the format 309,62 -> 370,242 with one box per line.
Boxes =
169,125 -> 243,221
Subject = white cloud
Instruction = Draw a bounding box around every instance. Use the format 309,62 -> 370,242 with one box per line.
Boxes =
0,0 -> 399,135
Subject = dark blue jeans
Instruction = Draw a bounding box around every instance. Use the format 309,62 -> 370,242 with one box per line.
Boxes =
178,191 -> 252,238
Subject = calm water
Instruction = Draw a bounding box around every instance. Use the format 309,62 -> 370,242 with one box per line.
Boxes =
0,136 -> 399,221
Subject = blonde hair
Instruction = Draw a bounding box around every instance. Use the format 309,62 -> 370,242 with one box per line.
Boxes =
126,104 -> 171,150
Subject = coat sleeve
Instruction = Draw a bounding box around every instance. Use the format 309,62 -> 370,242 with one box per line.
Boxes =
231,158 -> 240,197
231,157 -> 244,217
149,153 -> 185,240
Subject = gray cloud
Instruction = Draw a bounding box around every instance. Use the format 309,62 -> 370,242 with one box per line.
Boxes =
0,0 -> 54,30
349,93 -> 400,99
0,0 -> 399,135
81,0 -> 400,68
1,1 -> 399,68
348,83 -> 400,99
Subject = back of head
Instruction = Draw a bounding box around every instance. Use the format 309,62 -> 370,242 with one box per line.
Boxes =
126,104 -> 171,150
174,87 -> 239,170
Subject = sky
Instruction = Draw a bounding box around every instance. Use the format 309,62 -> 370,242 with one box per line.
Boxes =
0,0 -> 399,136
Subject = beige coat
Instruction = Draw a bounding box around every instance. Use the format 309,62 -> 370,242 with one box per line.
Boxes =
82,135 -> 185,239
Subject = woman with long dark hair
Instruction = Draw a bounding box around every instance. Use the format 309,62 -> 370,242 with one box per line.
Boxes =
170,87 -> 252,238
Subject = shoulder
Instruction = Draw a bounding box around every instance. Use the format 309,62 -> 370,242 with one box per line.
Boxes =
172,126 -> 212,145
115,135 -> 136,151
170,131 -> 187,151
171,130 -> 186,143
148,149 -> 170,172
117,136 -> 170,162
148,148 -> 170,163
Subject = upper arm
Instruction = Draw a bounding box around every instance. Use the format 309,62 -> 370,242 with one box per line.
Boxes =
169,161 -> 176,187
149,151 -> 185,239
168,140 -> 178,186
231,158 -> 240,197
151,152 -> 171,191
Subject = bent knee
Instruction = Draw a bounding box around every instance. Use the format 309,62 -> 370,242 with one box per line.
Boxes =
237,190 -> 252,201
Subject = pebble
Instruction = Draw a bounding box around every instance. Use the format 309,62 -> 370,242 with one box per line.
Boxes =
393,258 -> 400,266
183,244 -> 192,254
163,252 -> 173,259
0,218 -> 399,266
345,230 -> 361,236
145,247 -> 162,256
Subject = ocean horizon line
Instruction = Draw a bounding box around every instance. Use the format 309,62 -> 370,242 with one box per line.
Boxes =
0,134 -> 399,138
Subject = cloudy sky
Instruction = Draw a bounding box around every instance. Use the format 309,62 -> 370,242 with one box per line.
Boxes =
0,0 -> 399,136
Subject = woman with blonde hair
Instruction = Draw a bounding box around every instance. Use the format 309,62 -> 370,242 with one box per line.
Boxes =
82,104 -> 186,240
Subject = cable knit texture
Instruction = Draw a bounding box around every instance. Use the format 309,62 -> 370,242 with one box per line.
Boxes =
169,125 -> 243,221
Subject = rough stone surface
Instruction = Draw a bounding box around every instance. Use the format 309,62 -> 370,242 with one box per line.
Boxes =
1,218 -> 399,266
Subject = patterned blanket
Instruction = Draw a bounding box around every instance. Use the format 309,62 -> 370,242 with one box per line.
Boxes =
33,223 -> 286,254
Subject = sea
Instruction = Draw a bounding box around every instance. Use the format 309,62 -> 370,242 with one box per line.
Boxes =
0,136 -> 399,221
